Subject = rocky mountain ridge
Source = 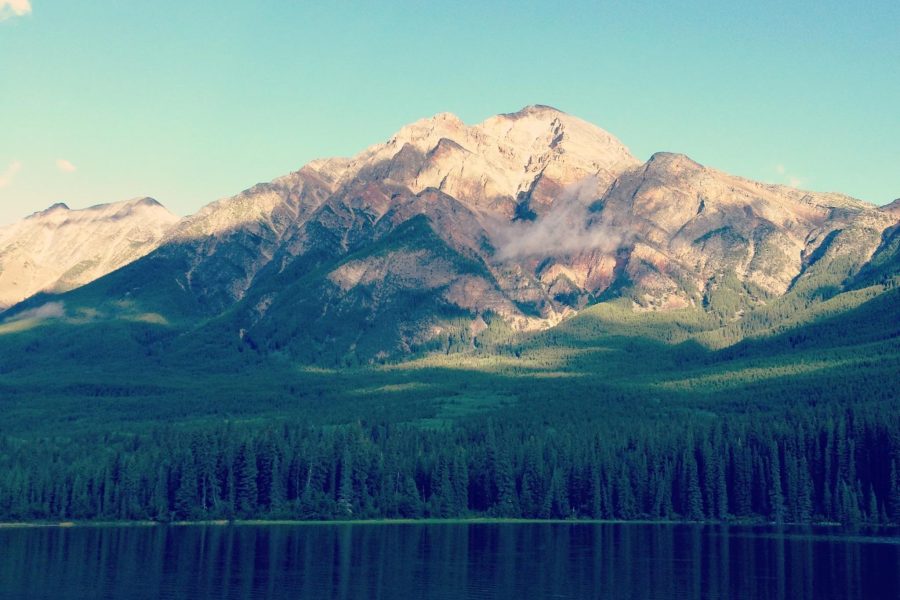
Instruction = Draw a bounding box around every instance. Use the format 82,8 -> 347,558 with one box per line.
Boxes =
2,106 -> 897,362
0,197 -> 178,309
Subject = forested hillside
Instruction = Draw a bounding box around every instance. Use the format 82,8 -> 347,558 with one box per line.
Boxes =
1,281 -> 898,525
0,107 -> 897,526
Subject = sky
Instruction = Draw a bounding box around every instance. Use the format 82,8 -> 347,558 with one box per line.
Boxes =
1,1 -> 898,224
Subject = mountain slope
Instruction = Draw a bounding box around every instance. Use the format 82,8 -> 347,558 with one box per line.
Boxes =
0,198 -> 179,309
533,152 -> 894,312
2,106 -> 897,364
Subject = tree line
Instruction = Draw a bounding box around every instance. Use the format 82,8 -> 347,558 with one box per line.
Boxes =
1,403 -> 898,525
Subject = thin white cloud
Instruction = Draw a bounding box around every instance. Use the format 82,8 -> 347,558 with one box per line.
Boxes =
56,158 -> 77,173
773,164 -> 806,189
0,0 -> 31,21
0,160 -> 22,188
493,176 -> 631,259
4,301 -> 65,323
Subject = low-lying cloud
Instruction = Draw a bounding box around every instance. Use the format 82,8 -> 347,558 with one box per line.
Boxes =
494,176 -> 627,259
6,301 -> 65,322
0,0 -> 31,21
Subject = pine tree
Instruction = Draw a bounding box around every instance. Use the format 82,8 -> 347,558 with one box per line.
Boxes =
614,467 -> 636,520
397,475 -> 422,518
234,443 -> 258,517
823,423 -> 835,517
838,480 -> 861,525
732,446 -> 752,517
269,452 -> 286,516
796,451 -> 813,523
590,463 -> 604,519
684,449 -> 703,521
867,484 -> 879,523
550,467 -> 571,518
174,454 -> 198,520
152,465 -> 170,521
451,451 -> 469,516
520,444 -> 544,518
493,445 -> 519,518
768,441 -> 785,524
430,455 -> 452,517
889,460 -> 900,524
337,447 -> 353,517
256,442 -> 275,511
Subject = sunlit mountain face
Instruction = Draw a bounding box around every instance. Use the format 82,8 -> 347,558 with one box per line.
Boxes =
2,106 -> 896,364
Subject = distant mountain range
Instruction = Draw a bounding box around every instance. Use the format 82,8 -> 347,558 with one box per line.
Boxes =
0,198 -> 177,309
2,105 -> 898,363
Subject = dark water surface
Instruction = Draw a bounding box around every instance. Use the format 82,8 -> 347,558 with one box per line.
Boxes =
1,522 -> 898,599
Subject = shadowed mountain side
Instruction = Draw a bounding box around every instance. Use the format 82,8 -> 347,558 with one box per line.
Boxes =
214,215 -> 506,364
715,286 -> 900,361
0,289 -> 897,439
849,224 -> 900,288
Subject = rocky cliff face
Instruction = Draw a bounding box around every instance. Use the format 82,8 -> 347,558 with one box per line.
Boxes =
546,152 -> 894,311
0,198 -> 178,309
307,105 -> 640,218
880,199 -> 900,218
3,106 -> 896,361
281,105 -> 893,324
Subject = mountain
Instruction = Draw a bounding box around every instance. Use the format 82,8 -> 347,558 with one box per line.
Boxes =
881,198 -> 900,218
584,152 -> 893,311
2,107 -> 899,528
0,198 -> 179,310
2,106 -> 898,364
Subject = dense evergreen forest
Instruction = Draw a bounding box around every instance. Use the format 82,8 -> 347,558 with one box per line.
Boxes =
0,285 -> 898,525
1,403 -> 899,525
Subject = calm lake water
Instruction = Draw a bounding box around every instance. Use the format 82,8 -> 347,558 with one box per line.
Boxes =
0,522 -> 898,599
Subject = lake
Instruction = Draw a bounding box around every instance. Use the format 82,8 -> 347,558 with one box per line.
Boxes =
0,522 -> 898,599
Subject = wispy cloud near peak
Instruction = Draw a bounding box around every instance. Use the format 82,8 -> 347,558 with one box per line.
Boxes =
493,176 -> 629,259
774,164 -> 806,190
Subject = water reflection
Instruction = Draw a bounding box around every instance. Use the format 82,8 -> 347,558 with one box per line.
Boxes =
0,523 -> 897,599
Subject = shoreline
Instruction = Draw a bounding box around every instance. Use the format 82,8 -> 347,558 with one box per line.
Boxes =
0,517 -> 865,530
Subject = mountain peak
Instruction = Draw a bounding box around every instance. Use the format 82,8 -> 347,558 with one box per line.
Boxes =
391,112 -> 466,144
430,111 -> 465,124
4,106 -> 896,364
881,198 -> 900,218
502,104 -> 566,119
28,202 -> 70,219
332,107 -> 639,216
90,196 -> 166,210
647,151 -> 702,168
131,196 -> 164,208
0,197 -> 179,309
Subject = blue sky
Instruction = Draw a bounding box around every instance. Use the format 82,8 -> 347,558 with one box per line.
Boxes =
1,1 -> 898,223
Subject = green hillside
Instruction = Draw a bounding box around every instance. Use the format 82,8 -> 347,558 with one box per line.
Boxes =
1,274 -> 898,525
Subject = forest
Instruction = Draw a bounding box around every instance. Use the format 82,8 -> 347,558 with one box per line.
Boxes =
1,401 -> 898,525
0,284 -> 898,525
